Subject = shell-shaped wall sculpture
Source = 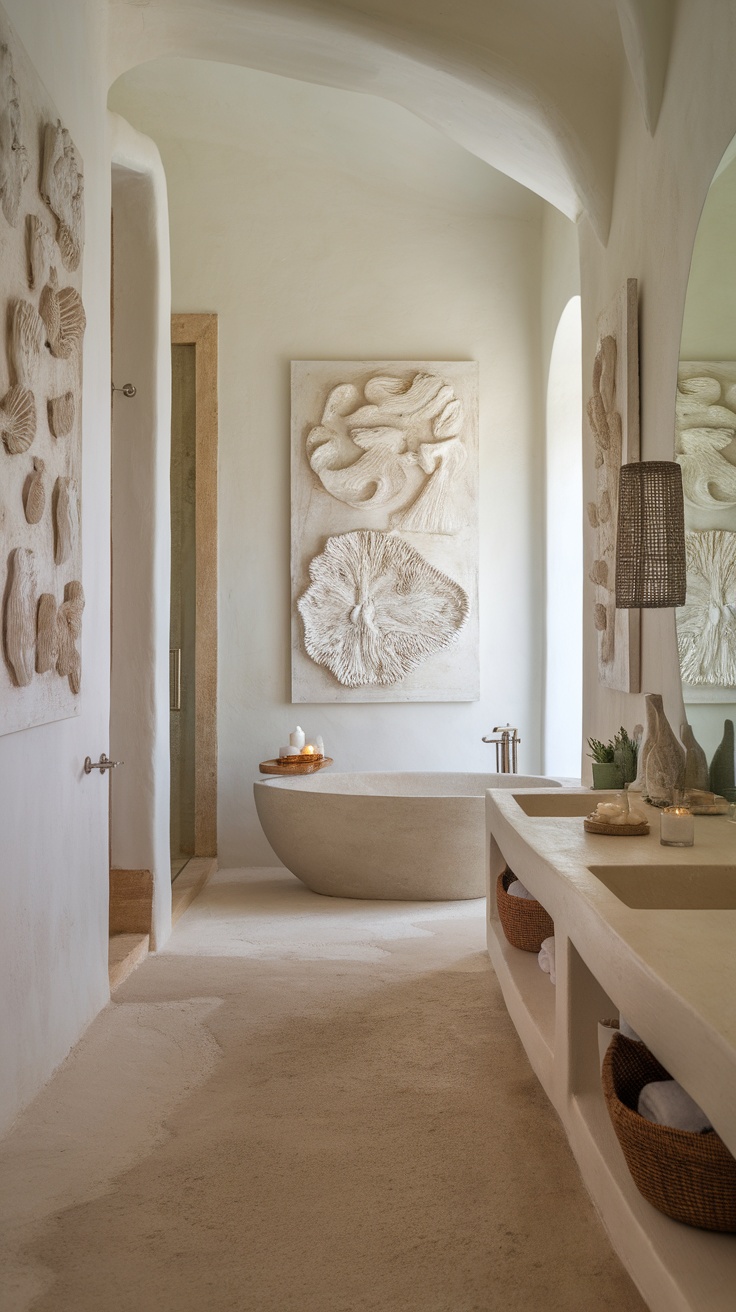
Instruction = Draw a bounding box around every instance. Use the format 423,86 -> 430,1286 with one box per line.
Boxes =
25,213 -> 55,291
41,120 -> 84,271
56,579 -> 84,693
11,298 -> 44,386
298,530 -> 468,688
0,44 -> 29,227
36,591 -> 58,673
39,269 -> 86,359
589,559 -> 608,587
4,546 -> 37,686
0,384 -> 36,454
53,475 -> 78,565
24,456 -> 45,524
48,390 -> 75,439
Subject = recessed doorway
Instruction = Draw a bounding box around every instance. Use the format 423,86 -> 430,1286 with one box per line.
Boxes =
169,314 -> 218,879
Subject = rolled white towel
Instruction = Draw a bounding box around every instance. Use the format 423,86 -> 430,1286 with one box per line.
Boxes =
538,935 -> 556,984
507,879 -> 535,900
619,1015 -> 643,1043
638,1079 -> 713,1133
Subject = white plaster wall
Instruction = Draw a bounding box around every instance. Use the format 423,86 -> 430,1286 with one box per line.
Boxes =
110,115 -> 172,948
544,297 -> 583,778
109,59 -> 546,866
579,2 -> 736,776
0,0 -> 111,1133
539,208 -> 582,776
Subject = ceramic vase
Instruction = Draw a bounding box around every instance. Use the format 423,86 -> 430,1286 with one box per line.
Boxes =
680,722 -> 710,793
709,719 -> 736,802
643,693 -> 685,807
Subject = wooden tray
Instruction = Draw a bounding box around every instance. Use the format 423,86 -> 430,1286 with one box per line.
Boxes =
584,816 -> 650,837
259,757 -> 334,776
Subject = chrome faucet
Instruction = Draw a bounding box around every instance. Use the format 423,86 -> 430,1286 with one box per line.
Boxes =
482,724 -> 521,773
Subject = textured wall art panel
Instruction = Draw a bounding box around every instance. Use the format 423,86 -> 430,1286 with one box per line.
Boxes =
676,362 -> 736,700
0,5 -> 85,735
291,361 -> 479,702
586,279 -> 640,693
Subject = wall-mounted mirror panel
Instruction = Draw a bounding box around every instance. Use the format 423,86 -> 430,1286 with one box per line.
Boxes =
676,135 -> 736,785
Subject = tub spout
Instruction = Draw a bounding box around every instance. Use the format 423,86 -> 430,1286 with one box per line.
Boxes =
482,725 -> 521,773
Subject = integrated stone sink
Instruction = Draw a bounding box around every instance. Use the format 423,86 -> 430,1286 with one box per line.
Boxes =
513,791 -> 609,818
588,864 -> 736,910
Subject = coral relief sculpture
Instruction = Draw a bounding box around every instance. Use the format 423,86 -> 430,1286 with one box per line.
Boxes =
587,333 -> 621,667
297,530 -> 468,687
677,530 -> 736,687
0,44 -> 29,226
41,119 -> 84,271
306,372 -> 467,534
675,374 -> 736,508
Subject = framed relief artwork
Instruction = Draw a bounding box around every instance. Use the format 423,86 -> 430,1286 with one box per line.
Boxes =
291,360 -> 479,703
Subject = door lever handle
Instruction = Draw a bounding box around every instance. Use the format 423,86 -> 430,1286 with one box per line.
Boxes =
84,753 -> 123,774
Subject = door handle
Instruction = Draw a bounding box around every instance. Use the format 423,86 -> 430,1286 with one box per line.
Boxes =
84,753 -> 123,774
170,647 -> 181,711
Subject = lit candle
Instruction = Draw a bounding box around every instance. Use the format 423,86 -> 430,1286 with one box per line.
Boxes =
660,806 -> 694,848
301,744 -> 315,755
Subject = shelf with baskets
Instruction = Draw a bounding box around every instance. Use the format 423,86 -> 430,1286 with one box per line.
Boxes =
484,785 -> 736,1312
486,849 -> 556,1091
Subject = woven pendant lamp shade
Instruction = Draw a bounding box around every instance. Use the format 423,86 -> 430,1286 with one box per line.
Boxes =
615,461 -> 686,608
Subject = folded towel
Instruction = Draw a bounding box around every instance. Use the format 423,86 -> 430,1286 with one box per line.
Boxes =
538,935 -> 556,984
638,1079 -> 712,1133
619,1015 -> 643,1043
507,879 -> 535,900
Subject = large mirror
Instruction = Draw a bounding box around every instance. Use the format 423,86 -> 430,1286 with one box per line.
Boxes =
676,135 -> 736,786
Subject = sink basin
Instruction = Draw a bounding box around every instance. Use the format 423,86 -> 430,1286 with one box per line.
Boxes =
514,791 -> 609,818
588,864 -> 736,909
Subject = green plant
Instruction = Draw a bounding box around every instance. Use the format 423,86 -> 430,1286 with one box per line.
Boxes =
587,727 -> 639,777
587,736 -> 615,763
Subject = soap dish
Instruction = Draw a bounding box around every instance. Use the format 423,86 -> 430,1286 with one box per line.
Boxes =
584,816 -> 650,837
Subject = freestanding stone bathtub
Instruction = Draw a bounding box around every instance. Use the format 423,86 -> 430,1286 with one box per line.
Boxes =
253,772 -> 560,900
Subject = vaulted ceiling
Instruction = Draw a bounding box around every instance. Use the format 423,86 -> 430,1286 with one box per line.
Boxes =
108,0 -> 674,243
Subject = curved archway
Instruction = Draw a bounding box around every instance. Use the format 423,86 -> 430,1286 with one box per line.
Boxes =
544,295 -> 582,777
107,0 -> 622,240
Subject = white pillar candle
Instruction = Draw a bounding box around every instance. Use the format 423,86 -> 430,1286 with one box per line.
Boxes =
660,806 -> 694,847
289,726 -> 305,750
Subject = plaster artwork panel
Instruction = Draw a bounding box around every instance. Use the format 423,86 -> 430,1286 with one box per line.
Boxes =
0,4 -> 85,736
676,362 -> 736,509
291,360 -> 479,702
677,531 -> 736,689
586,278 -> 640,693
676,363 -> 736,701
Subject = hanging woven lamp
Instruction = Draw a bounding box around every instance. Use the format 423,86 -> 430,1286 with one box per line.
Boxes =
615,461 -> 686,608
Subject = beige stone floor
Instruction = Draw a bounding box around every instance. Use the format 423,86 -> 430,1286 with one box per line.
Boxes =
0,869 -> 648,1311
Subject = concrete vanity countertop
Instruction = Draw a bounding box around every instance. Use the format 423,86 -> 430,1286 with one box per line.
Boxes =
485,786 -> 736,1312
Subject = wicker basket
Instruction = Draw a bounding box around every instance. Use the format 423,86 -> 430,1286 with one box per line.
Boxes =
602,1032 -> 736,1232
496,869 -> 554,953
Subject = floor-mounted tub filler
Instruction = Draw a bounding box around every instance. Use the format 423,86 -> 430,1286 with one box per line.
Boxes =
254,772 -> 560,899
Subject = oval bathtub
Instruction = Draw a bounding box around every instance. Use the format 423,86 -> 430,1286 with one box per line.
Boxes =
253,772 -> 560,900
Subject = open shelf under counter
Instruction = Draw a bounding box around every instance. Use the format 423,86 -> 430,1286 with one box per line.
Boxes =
486,912 -> 556,1098
569,1087 -> 736,1312
485,784 -> 736,1312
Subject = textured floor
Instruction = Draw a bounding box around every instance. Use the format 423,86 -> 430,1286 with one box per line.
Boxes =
0,869 -> 647,1311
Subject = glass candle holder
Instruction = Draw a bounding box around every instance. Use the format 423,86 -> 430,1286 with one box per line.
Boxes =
660,806 -> 694,847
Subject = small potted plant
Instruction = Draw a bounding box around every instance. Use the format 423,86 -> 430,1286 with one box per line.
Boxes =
588,732 -> 623,790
